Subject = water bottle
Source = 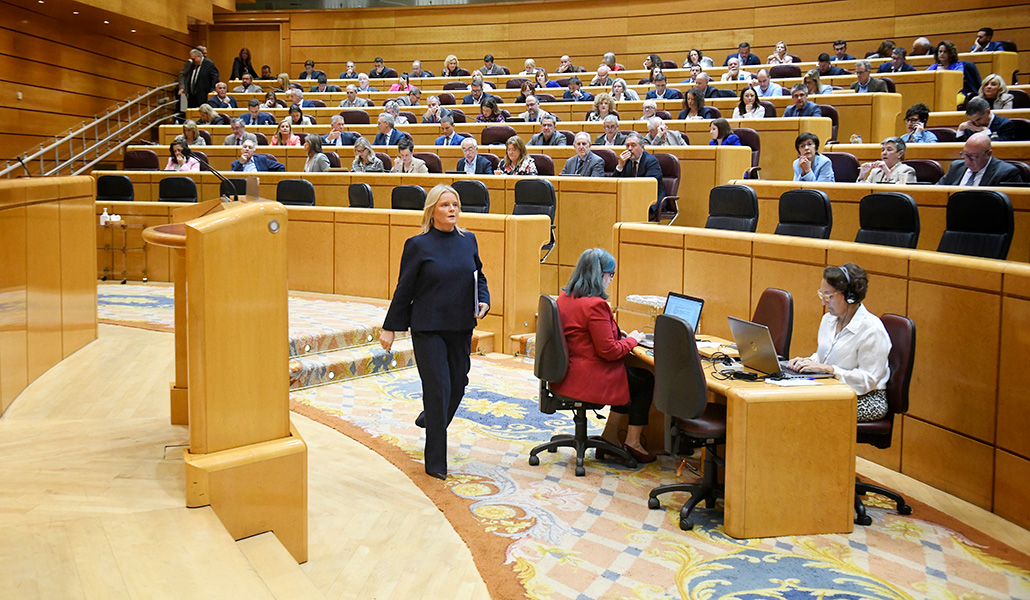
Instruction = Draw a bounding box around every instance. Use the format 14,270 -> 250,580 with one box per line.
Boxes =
99,208 -> 110,226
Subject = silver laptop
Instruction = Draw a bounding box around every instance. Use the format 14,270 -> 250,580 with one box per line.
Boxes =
639,292 -> 704,348
727,316 -> 834,379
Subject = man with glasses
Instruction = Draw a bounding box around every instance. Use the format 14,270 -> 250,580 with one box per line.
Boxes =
595,115 -> 628,146
849,61 -> 888,93
462,81 -> 493,105
956,97 -> 1016,142
938,132 -> 1021,186
518,95 -> 554,122
528,115 -> 567,146
878,48 -> 915,73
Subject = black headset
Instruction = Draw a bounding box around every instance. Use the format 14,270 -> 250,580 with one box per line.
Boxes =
840,265 -> 858,304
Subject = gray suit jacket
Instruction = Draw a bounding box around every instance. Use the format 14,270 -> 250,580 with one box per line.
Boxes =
560,152 -> 605,177
595,132 -> 628,146
223,132 -> 258,146
528,132 -> 567,146
939,158 -> 1023,186
850,78 -> 889,93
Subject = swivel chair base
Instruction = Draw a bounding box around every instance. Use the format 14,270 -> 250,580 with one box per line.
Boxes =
854,480 -> 912,526
528,405 -> 637,476
648,440 -> 724,530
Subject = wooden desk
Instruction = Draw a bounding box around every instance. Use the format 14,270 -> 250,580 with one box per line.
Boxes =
626,339 -> 856,539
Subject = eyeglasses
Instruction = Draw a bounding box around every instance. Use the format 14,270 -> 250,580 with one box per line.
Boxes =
905,117 -> 922,123
816,289 -> 838,301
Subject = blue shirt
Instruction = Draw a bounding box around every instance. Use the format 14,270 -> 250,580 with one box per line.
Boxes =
901,130 -> 937,144
793,153 -> 835,182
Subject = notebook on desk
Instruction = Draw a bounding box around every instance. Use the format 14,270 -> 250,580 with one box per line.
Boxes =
638,292 -> 704,348
727,316 -> 834,379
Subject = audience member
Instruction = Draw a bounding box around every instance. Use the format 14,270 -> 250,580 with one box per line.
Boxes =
391,137 -> 429,173
181,120 -> 205,146
241,99 -> 275,126
422,96 -> 452,123
409,60 -> 433,78
519,95 -> 554,122
610,78 -> 640,101
804,69 -> 832,95
724,42 -> 760,66
396,87 -> 422,107
351,137 -> 385,172
979,74 -> 1014,110
536,69 -> 560,89
298,60 -> 326,80
561,132 -> 605,177
586,93 -> 617,122
614,132 -> 665,214
694,72 -> 720,99
850,61 -> 888,93
784,84 -> 823,117
262,90 -> 280,108
680,64 -> 703,84
370,57 -> 391,79
480,54 -> 506,76
873,40 -> 896,59
462,81 -> 493,105
645,117 -> 687,146
831,40 -> 855,61
793,132 -> 834,182
878,48 -> 915,73
520,59 -> 537,76
682,48 -> 714,69
274,73 -> 290,92
231,48 -> 258,80
303,134 -> 330,173
957,97 -> 1015,141
733,87 -> 765,118
258,65 -> 274,80
496,136 -> 538,175
196,104 -> 227,126
640,66 -> 663,85
602,52 -> 622,72
288,104 -> 312,126
556,55 -> 578,73
722,57 -> 751,82
208,82 -> 237,109
590,65 -> 613,87
165,139 -> 200,172
645,73 -> 682,100
310,74 -> 341,93
858,137 -> 916,184
287,88 -> 315,108
270,119 -> 301,146
223,118 -> 257,146
927,40 -> 981,98
939,132 -> 1021,185
639,99 -> 658,121
971,27 -> 1004,52
373,113 -> 406,145
457,137 -> 493,174
643,53 -> 663,71
356,73 -> 379,92
476,97 -> 506,122
442,55 -> 463,77
768,41 -> 794,64
754,69 -> 783,97
528,116 -> 567,146
900,103 -> 937,143
709,118 -> 741,146
564,76 -> 594,101
434,116 -> 462,146
231,140 -> 285,172
383,100 -> 408,125
340,61 -> 358,79
233,73 -> 262,93
339,84 -> 372,108
818,53 -> 849,76
178,48 -> 219,108
322,115 -> 360,147
679,88 -> 713,120
911,37 -> 933,56
595,115 -> 628,146
515,80 -> 536,104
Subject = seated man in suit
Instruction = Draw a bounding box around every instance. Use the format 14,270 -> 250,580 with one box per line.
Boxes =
287,88 -> 316,108
322,115 -> 360,148
223,118 -> 258,146
971,27 -> 1004,52
369,57 -> 390,79
310,74 -> 341,93
339,84 -> 372,108
639,99 -> 658,121
528,116 -> 568,146
693,73 -> 720,99
939,132 -> 1022,185
878,48 -> 916,73
434,116 -> 463,146
297,59 -> 326,80
818,53 -> 849,77
462,81 -> 493,105
754,69 -> 783,97
595,115 -> 628,146
457,137 -> 493,175
519,95 -> 556,123
423,96 -> 452,124
850,61 -> 888,93
240,99 -> 275,126
563,77 -> 594,102
645,73 -> 683,100
339,61 -> 358,79
259,65 -> 275,80
644,117 -> 687,146
396,87 -> 422,107
957,97 -> 1016,141
409,60 -> 434,78
724,42 -> 761,67
911,37 -> 933,56
356,73 -> 379,93
231,140 -> 285,172
590,64 -> 613,87
373,113 -> 405,146
207,82 -> 237,109
479,54 -> 506,76
556,55 -> 579,74
232,73 -> 262,94
680,64 -> 703,84
614,132 -> 665,216
561,132 -> 605,177
783,84 -> 823,117
831,40 -> 855,61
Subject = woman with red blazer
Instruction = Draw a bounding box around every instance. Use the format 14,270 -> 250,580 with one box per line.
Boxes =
552,248 -> 656,463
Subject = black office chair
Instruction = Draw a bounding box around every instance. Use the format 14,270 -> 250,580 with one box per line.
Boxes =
157,176 -> 198,203
646,314 -> 727,531
775,189 -> 833,239
752,288 -> 793,358
220,178 -> 248,199
348,182 -> 374,208
513,179 -> 556,262
528,295 -> 636,476
902,159 -> 944,184
855,192 -> 920,249
855,313 -> 916,525
452,180 -> 490,213
96,174 -> 134,202
276,179 -> 316,206
391,184 -> 427,210
705,184 -> 758,232
937,190 -> 1013,260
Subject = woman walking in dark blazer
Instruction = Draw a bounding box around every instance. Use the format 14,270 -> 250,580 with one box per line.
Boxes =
381,184 -> 491,480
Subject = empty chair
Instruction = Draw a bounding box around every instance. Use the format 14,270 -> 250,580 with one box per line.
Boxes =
1006,160 -> 1030,183
902,159 -> 943,184
534,93 -> 555,103
157,176 -> 198,203
1010,119 -> 1030,143
818,105 -> 839,142
558,130 -> 575,145
760,100 -> 777,118
480,153 -> 501,172
704,184 -> 758,232
752,288 -> 793,358
442,81 -> 467,91
124,148 -> 159,170
707,106 -> 722,119
824,151 -> 860,182
855,192 -> 920,248
506,77 -> 529,88
340,110 -> 370,124
324,151 -> 341,169
198,130 -> 212,145
732,128 -> 760,168
653,153 -> 681,224
530,154 -> 554,176
937,190 -> 1013,260
220,178 -> 247,199
348,182 -> 374,208
925,127 -> 957,143
276,179 -> 316,206
191,150 -> 210,171
451,180 -> 490,213
253,132 -> 269,145
391,184 -> 427,210
513,179 -> 556,261
438,92 -> 456,105
413,152 -> 443,174
295,132 -> 309,144
1010,88 -> 1029,109
646,314 -> 726,531
448,108 -> 467,123
482,125 -> 517,146
399,111 -> 417,125
775,189 -> 833,239
309,99 -> 326,108
96,174 -> 134,202
376,152 -> 393,171
769,64 -> 801,78
655,110 -> 673,121
592,147 -> 618,176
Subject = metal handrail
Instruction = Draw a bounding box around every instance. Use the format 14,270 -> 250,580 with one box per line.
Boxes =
2,82 -> 180,179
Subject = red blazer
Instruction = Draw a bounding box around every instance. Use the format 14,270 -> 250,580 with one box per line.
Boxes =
551,291 -> 637,406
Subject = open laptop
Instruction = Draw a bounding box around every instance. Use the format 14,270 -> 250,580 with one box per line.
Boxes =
638,292 -> 704,349
727,316 -> 834,379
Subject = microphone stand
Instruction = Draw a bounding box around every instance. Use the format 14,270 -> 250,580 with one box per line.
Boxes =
182,146 -> 239,202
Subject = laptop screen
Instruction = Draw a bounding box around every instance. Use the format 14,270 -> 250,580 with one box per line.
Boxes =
663,292 -> 704,334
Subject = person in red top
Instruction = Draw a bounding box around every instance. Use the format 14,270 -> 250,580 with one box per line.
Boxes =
552,248 -> 656,463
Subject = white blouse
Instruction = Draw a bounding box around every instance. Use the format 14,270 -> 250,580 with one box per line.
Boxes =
732,105 -> 766,119
807,303 -> 891,395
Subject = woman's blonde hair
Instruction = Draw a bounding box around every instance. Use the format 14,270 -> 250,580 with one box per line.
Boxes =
979,73 -> 1008,97
804,69 -> 823,92
592,92 -> 616,113
197,104 -> 217,121
420,184 -> 464,234
277,73 -> 290,90
182,119 -> 200,141
274,119 -> 293,144
444,54 -> 459,70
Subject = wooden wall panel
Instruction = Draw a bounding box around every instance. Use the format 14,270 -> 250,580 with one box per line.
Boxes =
25,199 -> 63,382
0,204 -> 28,413
59,194 -> 98,357
994,450 -> 1030,530
902,417 -> 994,510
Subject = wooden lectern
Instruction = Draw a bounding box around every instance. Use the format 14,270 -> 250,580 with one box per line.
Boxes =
143,196 -> 307,563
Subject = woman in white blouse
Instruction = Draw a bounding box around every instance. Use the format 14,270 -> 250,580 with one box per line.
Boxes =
857,137 -> 916,184
786,263 -> 892,422
610,78 -> 640,101
732,87 -> 765,119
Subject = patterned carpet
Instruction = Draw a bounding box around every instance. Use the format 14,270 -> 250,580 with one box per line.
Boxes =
97,283 -> 1030,600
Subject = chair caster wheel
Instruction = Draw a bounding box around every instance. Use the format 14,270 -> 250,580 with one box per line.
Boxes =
679,517 -> 694,531
625,457 -> 638,469
547,448 -> 557,453
575,466 -> 585,476
855,514 -> 872,526
648,497 -> 661,510
898,504 -> 912,515
705,498 -> 716,509
528,455 -> 539,466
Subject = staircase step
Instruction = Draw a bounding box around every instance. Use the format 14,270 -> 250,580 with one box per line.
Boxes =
511,333 -> 536,358
289,339 -> 416,390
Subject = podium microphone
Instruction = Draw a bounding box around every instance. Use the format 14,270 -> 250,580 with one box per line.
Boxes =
181,144 -> 239,202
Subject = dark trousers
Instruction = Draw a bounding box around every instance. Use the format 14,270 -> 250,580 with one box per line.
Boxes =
411,330 -> 473,475
610,366 -> 655,426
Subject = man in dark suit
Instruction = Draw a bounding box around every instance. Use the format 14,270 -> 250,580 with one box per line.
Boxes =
178,48 -> 219,109
462,82 -> 493,105
231,140 -> 285,172
563,76 -> 594,102
614,132 -> 665,216
783,85 -> 823,118
595,115 -> 628,146
223,118 -> 258,146
369,57 -> 391,79
373,114 -> 405,145
434,117 -> 463,146
724,42 -> 761,67
240,99 -> 275,126
310,74 -> 341,93
322,115 -> 360,147
971,27 -> 1004,52
457,138 -> 493,175
644,73 -> 683,100
818,53 -> 849,77
830,40 -> 855,61
561,133 -> 605,177
528,116 -> 567,146
957,97 -> 1016,142
939,133 -> 1023,186
287,88 -> 316,109
878,48 -> 916,73
207,82 -> 237,109
297,60 -> 326,80
693,73 -> 720,99
850,61 -> 889,93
